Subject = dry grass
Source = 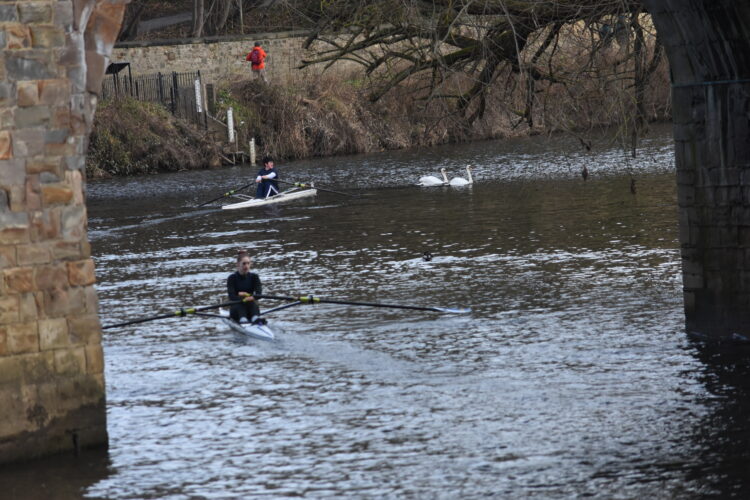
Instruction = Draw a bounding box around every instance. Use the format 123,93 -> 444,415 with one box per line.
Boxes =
86,98 -> 221,178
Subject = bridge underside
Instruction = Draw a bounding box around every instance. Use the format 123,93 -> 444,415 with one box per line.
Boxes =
644,0 -> 750,340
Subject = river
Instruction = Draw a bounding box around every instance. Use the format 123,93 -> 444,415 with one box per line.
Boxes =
3,124 -> 750,498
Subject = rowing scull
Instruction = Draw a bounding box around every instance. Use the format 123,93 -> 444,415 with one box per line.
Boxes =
222,187 -> 317,210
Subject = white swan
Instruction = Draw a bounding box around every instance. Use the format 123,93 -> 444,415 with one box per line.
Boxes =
417,167 -> 449,187
449,165 -> 474,187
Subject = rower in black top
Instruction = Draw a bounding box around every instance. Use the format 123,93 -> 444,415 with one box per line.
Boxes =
227,251 -> 263,324
255,155 -> 279,198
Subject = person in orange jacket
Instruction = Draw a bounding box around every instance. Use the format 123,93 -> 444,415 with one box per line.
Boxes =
246,42 -> 268,82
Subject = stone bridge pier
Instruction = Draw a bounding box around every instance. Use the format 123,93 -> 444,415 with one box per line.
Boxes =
4,0 -> 750,466
0,0 -> 126,463
642,0 -> 750,340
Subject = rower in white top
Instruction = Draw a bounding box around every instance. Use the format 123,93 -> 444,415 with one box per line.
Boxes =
449,165 -> 473,186
417,167 -> 449,187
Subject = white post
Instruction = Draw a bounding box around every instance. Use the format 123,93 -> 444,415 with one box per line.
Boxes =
227,107 -> 235,143
194,78 -> 202,113
249,137 -> 256,165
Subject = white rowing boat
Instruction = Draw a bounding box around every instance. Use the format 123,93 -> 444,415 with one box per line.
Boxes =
221,187 -> 317,210
218,309 -> 275,341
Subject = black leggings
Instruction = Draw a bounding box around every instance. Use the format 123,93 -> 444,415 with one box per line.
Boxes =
229,301 -> 260,322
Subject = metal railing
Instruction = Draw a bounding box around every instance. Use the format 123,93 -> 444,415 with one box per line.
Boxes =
101,70 -> 207,128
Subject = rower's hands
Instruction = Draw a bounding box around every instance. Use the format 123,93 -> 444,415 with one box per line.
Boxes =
239,292 -> 255,302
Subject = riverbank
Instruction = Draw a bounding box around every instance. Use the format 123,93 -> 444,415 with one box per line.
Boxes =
86,67 -> 671,178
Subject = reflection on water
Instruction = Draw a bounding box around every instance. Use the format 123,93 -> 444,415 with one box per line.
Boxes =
5,125 -> 750,498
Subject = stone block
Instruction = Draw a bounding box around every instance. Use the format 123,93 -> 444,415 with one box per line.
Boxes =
18,2 -> 52,24
67,259 -> 95,286
18,292 -> 38,322
0,225 -> 29,246
5,52 -> 56,81
0,5 -> 17,22
61,204 -> 85,239
50,239 -> 81,261
7,183 -> 26,212
41,184 -> 74,205
16,243 -> 49,266
39,171 -> 60,184
84,285 -> 99,313
30,25 -> 66,49
17,81 -> 39,107
0,131 -> 12,160
34,263 -> 68,290
30,209 -> 60,241
51,106 -> 73,131
17,350 -> 55,384
0,82 -> 12,105
38,79 -> 70,106
7,321 -> 39,354
38,318 -> 68,351
68,314 -> 101,345
44,142 -> 76,158
66,170 -> 83,205
44,129 -> 68,145
54,347 -> 86,376
0,246 -> 16,269
53,2 -> 74,31
0,326 -> 7,356
6,23 -> 31,50
26,157 -> 62,176
0,356 -> 22,384
84,343 -> 104,375
0,295 -> 19,323
0,159 -> 26,187
56,374 -> 102,411
12,129 -> 46,157
42,287 -> 69,317
4,267 -> 34,293
15,106 -> 51,128
25,175 -> 42,212
64,155 -> 85,172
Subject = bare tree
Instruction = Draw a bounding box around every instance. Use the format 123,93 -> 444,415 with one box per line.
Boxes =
296,0 -> 664,145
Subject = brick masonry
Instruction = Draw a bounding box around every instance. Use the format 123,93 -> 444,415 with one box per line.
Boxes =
644,0 -> 750,339
0,0 -> 126,463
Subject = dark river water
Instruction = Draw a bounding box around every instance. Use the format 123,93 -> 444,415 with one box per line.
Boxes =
4,124 -> 750,499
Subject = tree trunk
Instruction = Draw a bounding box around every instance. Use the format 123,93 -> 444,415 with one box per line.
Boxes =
192,0 -> 205,37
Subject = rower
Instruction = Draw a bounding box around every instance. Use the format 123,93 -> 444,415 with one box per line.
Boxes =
227,251 -> 265,325
255,156 -> 279,198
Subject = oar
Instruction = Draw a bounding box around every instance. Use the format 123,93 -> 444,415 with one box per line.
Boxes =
102,300 -> 243,329
255,294 -> 471,314
196,183 -> 254,207
277,180 -> 357,197
260,301 -> 303,315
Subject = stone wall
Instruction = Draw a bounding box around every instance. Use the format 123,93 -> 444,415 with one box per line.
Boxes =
111,31 -> 356,86
0,0 -> 126,463
643,0 -> 750,339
